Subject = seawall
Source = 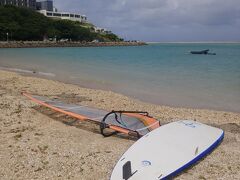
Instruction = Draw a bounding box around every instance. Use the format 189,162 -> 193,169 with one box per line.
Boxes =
0,41 -> 147,48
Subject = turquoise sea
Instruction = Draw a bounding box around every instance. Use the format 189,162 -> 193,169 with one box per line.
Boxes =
0,43 -> 240,112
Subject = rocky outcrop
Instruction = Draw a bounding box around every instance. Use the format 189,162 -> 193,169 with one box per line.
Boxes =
0,41 -> 147,48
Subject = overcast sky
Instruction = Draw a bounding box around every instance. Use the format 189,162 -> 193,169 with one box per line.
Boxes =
55,0 -> 240,42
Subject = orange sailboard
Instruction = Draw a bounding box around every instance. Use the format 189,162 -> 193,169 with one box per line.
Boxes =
22,92 -> 160,138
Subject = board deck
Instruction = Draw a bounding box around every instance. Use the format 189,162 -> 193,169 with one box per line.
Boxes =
111,120 -> 224,180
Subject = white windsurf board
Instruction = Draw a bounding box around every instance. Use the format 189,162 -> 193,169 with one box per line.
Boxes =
111,120 -> 224,180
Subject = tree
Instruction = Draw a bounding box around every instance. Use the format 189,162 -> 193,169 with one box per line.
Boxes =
0,5 -> 121,42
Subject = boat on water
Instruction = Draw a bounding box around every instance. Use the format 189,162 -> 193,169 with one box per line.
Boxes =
190,49 -> 210,54
190,49 -> 216,55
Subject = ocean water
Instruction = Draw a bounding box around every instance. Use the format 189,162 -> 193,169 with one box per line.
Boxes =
0,43 -> 240,112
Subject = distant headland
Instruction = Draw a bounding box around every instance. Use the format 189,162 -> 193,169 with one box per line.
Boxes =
0,5 -> 144,46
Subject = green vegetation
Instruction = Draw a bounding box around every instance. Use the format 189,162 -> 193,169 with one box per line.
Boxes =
0,5 -> 122,42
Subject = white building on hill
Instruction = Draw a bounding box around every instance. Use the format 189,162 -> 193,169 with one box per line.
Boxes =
39,10 -> 87,23
93,27 -> 112,34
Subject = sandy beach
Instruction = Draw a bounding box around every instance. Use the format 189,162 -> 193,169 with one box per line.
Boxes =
0,69 -> 239,180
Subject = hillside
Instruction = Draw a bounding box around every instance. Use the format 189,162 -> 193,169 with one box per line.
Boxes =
0,5 -> 121,42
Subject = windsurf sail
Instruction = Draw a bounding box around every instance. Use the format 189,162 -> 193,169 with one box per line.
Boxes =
22,92 -> 160,138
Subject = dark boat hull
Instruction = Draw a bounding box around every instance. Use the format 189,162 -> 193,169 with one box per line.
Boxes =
190,49 -> 209,54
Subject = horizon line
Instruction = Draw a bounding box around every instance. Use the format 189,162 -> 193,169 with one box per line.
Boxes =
146,41 -> 240,44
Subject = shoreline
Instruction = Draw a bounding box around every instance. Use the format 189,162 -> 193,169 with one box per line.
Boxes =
1,66 -> 239,113
0,41 -> 146,49
1,68 -> 239,125
0,69 -> 239,179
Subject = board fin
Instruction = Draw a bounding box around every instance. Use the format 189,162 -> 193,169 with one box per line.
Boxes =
123,161 -> 137,180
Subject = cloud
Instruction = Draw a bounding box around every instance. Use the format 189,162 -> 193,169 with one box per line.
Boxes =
54,0 -> 240,41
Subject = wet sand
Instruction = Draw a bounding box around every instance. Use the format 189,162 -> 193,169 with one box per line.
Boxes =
0,70 -> 239,179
